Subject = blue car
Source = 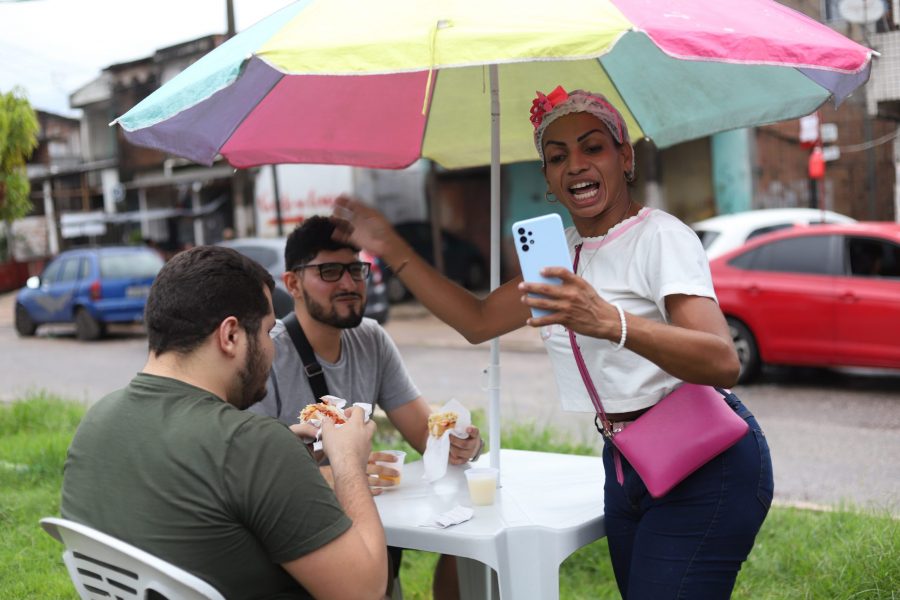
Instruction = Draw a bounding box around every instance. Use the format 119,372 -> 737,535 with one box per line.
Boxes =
14,246 -> 164,340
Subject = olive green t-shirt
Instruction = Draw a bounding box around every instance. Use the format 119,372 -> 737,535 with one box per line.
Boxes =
61,373 -> 351,599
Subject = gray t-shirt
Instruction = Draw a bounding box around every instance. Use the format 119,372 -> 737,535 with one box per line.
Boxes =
249,317 -> 420,425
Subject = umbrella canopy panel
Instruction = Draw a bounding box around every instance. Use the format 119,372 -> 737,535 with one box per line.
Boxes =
423,34 -> 834,169
114,0 -> 873,170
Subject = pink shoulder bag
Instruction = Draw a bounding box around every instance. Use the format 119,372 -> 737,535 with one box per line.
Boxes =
569,244 -> 748,498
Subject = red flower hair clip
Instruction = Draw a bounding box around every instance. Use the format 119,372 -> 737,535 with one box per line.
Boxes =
530,85 -> 569,129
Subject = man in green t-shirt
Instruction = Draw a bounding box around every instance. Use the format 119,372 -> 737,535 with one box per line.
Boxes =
61,246 -> 387,600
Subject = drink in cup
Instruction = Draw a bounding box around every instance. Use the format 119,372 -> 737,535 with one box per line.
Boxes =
465,467 -> 499,506
375,450 -> 406,485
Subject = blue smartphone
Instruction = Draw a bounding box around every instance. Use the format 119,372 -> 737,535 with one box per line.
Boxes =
511,214 -> 571,318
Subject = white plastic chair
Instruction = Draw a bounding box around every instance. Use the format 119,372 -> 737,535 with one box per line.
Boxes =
40,517 -> 225,600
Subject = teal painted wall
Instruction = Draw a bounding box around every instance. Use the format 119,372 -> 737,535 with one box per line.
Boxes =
711,129 -> 753,215
504,162 -> 573,234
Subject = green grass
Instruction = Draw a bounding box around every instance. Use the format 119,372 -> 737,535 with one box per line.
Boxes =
1,396 -> 898,599
0,393 -> 87,599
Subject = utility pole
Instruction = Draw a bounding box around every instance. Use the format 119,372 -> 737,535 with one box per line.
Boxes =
271,166 -> 284,236
226,0 -> 251,236
226,0 -> 236,38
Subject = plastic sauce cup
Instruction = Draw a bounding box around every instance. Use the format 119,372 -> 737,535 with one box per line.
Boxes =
375,450 -> 406,485
465,467 -> 499,506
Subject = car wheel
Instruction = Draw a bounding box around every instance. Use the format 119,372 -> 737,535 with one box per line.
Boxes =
75,308 -> 103,341
14,304 -> 37,337
727,317 -> 760,384
386,276 -> 408,303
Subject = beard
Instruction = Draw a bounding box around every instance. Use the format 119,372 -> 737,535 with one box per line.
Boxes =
232,331 -> 270,410
303,289 -> 365,329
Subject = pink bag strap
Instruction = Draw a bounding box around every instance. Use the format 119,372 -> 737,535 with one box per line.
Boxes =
567,210 -> 653,438
569,244 -> 614,437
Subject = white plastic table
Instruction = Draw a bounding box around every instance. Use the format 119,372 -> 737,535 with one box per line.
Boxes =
374,449 -> 607,600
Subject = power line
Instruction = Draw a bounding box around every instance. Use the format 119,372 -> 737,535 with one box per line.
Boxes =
838,128 -> 900,153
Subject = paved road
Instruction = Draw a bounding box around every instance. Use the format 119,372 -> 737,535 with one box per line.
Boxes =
2,292 -> 898,514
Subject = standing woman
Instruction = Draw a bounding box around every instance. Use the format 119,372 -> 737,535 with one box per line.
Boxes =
333,87 -> 773,599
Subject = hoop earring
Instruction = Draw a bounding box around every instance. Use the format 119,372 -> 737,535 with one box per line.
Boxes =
545,190 -> 558,203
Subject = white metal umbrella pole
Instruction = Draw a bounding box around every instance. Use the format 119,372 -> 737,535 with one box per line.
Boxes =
488,64 -> 501,477
483,62 -> 502,600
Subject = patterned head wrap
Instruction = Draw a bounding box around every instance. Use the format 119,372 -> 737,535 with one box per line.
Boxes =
530,86 -> 635,182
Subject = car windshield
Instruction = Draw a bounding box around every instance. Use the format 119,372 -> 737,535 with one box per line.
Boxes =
100,252 -> 164,278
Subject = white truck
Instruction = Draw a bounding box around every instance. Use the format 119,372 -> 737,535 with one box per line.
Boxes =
254,163 -> 428,237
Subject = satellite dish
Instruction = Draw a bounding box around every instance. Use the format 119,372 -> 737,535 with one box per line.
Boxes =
838,0 -> 885,23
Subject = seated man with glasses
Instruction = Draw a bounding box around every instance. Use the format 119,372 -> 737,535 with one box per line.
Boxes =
294,259 -> 372,282
247,215 -> 482,600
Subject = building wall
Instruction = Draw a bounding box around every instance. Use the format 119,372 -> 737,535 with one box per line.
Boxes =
110,63 -> 164,175
434,167 -> 493,270
748,0 -> 898,221
80,105 -> 117,163
755,95 -> 897,220
33,111 -> 81,168
658,138 -> 716,223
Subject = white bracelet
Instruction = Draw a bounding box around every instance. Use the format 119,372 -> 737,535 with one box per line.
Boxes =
613,303 -> 627,351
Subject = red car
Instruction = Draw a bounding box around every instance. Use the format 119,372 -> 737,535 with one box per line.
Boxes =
709,222 -> 900,382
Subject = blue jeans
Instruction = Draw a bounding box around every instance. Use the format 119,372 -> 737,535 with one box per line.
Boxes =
602,391 -> 773,599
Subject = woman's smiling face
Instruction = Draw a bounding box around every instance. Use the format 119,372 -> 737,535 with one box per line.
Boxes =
541,112 -> 633,228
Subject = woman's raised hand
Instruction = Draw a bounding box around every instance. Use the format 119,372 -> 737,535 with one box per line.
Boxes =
331,195 -> 400,259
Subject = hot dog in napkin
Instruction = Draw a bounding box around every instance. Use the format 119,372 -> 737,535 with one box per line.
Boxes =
298,395 -> 372,451
422,398 -> 471,482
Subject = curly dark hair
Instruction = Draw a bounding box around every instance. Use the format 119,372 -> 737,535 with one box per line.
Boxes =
145,246 -> 275,356
284,216 -> 359,271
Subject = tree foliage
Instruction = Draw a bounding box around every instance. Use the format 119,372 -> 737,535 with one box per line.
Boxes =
0,88 -> 40,261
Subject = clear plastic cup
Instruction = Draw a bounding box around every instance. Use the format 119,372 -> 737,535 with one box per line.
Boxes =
375,450 -> 406,486
465,467 -> 499,506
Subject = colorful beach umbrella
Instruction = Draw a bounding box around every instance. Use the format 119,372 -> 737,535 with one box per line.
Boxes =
113,0 -> 873,473
114,0 -> 873,170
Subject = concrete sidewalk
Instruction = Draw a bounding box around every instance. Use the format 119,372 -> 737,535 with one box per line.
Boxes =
0,291 -> 14,327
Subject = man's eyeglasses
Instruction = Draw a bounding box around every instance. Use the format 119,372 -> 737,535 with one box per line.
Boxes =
293,261 -> 371,282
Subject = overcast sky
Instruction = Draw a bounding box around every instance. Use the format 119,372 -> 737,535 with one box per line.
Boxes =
0,0 -> 292,116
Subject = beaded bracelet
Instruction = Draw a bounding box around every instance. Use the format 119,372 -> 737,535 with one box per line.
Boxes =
613,303 -> 627,351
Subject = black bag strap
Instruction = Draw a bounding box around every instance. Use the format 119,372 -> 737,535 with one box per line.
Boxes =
282,312 -> 330,402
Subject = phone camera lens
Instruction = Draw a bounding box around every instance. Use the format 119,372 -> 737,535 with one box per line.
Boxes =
519,236 -> 527,243
521,245 -> 529,252
517,227 -> 525,234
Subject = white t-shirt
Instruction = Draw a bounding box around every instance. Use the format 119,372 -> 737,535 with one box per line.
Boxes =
543,208 -> 717,414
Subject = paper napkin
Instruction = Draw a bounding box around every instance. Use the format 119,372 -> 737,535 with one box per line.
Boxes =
419,504 -> 474,529
422,398 -> 471,482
